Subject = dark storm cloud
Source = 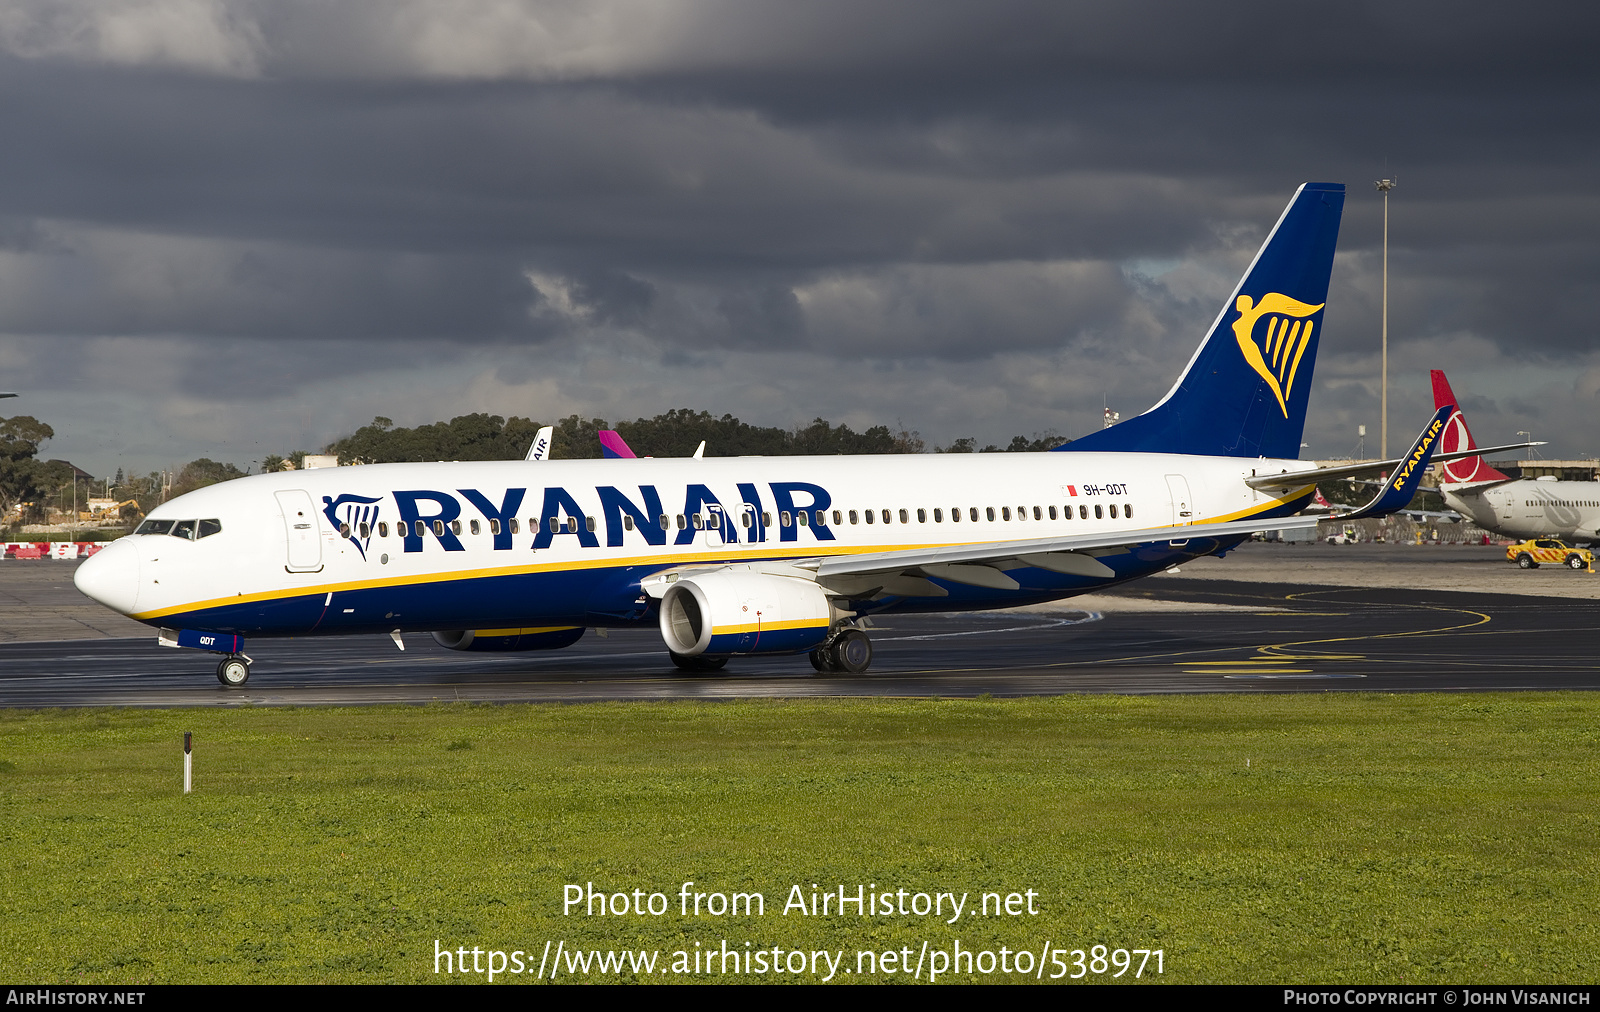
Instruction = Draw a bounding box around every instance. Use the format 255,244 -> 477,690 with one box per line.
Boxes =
2,1 -> 1599,471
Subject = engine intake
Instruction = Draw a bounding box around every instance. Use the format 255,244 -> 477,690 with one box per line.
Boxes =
659,571 -> 831,657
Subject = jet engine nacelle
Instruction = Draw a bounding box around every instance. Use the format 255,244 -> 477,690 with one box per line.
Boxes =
431,627 -> 585,652
659,571 -> 832,657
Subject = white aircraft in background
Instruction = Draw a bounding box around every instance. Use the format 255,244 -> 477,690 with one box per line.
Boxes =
77,182 -> 1487,687
1431,370 -> 1594,542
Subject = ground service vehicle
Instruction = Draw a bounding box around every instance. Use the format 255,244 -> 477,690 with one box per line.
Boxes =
1506,539 -> 1593,571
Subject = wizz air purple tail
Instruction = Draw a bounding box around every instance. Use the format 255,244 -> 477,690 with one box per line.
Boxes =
1061,182 -> 1346,459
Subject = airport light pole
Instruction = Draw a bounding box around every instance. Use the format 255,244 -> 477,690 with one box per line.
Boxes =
1376,178 -> 1397,459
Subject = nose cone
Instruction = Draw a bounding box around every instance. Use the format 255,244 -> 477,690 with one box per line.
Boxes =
75,538 -> 141,615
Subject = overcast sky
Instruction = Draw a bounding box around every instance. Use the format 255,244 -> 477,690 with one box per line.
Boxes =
2,0 -> 1598,478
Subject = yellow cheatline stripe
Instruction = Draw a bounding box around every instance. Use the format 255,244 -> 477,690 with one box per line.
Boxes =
135,492 -> 1310,621
472,626 -> 582,637
713,618 -> 830,636
1187,489 -> 1312,526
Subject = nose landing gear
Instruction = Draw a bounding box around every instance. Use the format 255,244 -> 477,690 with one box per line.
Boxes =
216,655 -> 251,686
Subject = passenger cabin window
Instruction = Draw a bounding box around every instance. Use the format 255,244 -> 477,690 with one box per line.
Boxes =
849,510 -> 859,524
934,508 -> 943,522
832,510 -> 842,526
917,508 -> 927,523
660,515 -> 671,530
1002,507 -> 1011,521
1125,503 -> 1134,518
986,507 -> 996,522
509,519 -> 520,534
470,519 -> 480,535
358,522 -> 370,539
969,507 -> 979,522
586,516 -> 597,532
797,511 -> 809,527
1033,506 -> 1043,520
692,513 -> 704,530
623,515 -> 635,531
781,511 -> 793,527
1094,505 -> 1103,519
1048,506 -> 1057,520
1079,505 -> 1088,520
899,509 -> 909,524
762,512 -> 772,526
489,519 -> 501,536
1109,504 -> 1118,519
566,517 -> 579,533
339,523 -> 351,538
865,510 -> 875,524
450,520 -> 462,536
881,509 -> 891,524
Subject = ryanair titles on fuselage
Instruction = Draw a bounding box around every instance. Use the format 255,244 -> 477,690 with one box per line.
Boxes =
326,478 -> 840,559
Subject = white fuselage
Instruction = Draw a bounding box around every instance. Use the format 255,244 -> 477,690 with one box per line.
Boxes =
77,450 -> 1308,637
1441,479 -> 1600,542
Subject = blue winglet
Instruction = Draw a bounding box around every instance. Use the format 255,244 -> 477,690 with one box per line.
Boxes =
1335,405 -> 1452,521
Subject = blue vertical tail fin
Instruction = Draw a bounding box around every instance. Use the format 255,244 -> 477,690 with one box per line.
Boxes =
1059,182 -> 1345,459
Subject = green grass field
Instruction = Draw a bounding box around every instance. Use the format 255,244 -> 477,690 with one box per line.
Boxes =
1,694 -> 1595,984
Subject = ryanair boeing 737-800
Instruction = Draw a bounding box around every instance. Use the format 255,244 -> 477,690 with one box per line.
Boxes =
74,182 -> 1480,686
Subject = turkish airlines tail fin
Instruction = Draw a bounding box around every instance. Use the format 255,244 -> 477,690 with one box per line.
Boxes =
1060,182 -> 1346,459
1430,370 -> 1510,486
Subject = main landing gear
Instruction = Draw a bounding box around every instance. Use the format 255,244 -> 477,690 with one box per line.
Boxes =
216,654 -> 251,686
809,628 -> 873,674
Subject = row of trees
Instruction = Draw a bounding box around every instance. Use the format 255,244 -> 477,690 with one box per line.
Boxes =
1,408 -> 1071,530
0,416 -> 68,522
2,414 -> 254,528
318,410 -> 1068,464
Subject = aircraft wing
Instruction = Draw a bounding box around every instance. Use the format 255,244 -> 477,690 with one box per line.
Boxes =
808,514 -> 1319,591
1244,440 -> 1540,490
1399,509 -> 1463,523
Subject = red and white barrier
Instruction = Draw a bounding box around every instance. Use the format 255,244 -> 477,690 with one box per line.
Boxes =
2,542 -> 107,560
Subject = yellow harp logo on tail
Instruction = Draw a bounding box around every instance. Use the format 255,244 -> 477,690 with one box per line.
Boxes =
1231,293 -> 1325,416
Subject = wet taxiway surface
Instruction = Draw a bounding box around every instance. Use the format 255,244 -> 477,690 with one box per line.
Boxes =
2,577 -> 1596,706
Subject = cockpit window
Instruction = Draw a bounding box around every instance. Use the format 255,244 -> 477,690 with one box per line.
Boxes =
197,519 -> 223,539
170,519 -> 197,540
135,519 -> 174,536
